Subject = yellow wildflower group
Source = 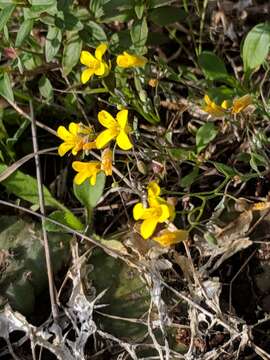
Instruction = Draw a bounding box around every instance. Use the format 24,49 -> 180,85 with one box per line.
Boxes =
80,43 -> 147,84
202,94 -> 252,117
56,43 -> 189,247
57,109 -> 132,186
133,181 -> 188,246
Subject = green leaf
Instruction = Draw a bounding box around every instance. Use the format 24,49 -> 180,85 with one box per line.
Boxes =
87,20 -> 107,43
0,163 -> 61,208
134,1 -> 144,19
110,30 -> 132,54
130,17 -> 148,54
250,152 -> 268,174
73,171 -> 106,210
0,5 -> 15,32
242,22 -> 270,72
45,210 -> 84,232
15,19 -> 34,47
169,148 -> 195,161
0,73 -> 14,102
45,26 -> 62,62
180,167 -> 199,188
38,75 -> 53,101
62,32 -> 82,76
214,162 -> 236,177
196,122 -> 218,154
149,6 -> 186,26
198,51 -> 228,80
0,216 -> 70,314
90,248 -> 149,340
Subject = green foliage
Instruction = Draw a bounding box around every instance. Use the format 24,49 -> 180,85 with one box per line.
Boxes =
0,5 -> 15,31
15,19 -> 34,47
62,31 -> 82,75
0,164 -> 83,230
0,73 -> 14,102
0,216 -> 70,314
90,248 -> 149,340
45,210 -> 84,232
130,17 -> 148,54
38,75 -> 53,102
45,26 -> 62,62
196,123 -> 218,154
198,51 -> 228,81
180,167 -> 199,188
0,163 -> 60,207
242,22 -> 270,72
73,172 -> 106,211
149,6 -> 186,26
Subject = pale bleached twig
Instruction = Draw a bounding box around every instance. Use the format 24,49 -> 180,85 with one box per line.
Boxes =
29,101 -> 58,320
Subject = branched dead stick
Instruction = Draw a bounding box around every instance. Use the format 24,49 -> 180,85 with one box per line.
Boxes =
29,101 -> 58,320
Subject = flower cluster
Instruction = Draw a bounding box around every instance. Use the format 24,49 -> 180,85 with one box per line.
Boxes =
133,181 -> 188,246
56,109 -> 132,186
202,94 -> 252,117
80,43 -> 147,84
56,44 -> 188,248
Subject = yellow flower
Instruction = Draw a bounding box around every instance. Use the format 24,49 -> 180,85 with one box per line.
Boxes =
57,122 -> 95,157
116,51 -> 147,68
133,181 -> 175,239
80,43 -> 109,84
72,149 -> 112,186
203,95 -> 229,117
153,229 -> 188,247
232,94 -> 252,114
101,148 -> 112,176
72,161 -> 101,186
96,109 -> 133,150
147,181 -> 175,220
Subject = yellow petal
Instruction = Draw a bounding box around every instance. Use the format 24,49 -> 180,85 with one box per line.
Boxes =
71,140 -> 83,155
116,53 -> 129,68
96,128 -> 117,149
204,95 -> 211,105
116,109 -> 128,129
72,161 -> 88,172
98,110 -> 117,128
95,43 -> 108,61
154,230 -> 188,247
74,170 -> 90,185
221,100 -> 229,110
81,69 -> 95,84
94,61 -> 106,76
158,204 -> 171,222
140,217 -> 158,239
133,203 -> 145,220
232,94 -> 252,114
57,126 -> 73,141
80,50 -> 96,66
116,52 -> 147,68
90,172 -> 97,185
116,130 -> 132,150
58,142 -> 74,157
147,181 -> 160,198
68,122 -> 80,136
